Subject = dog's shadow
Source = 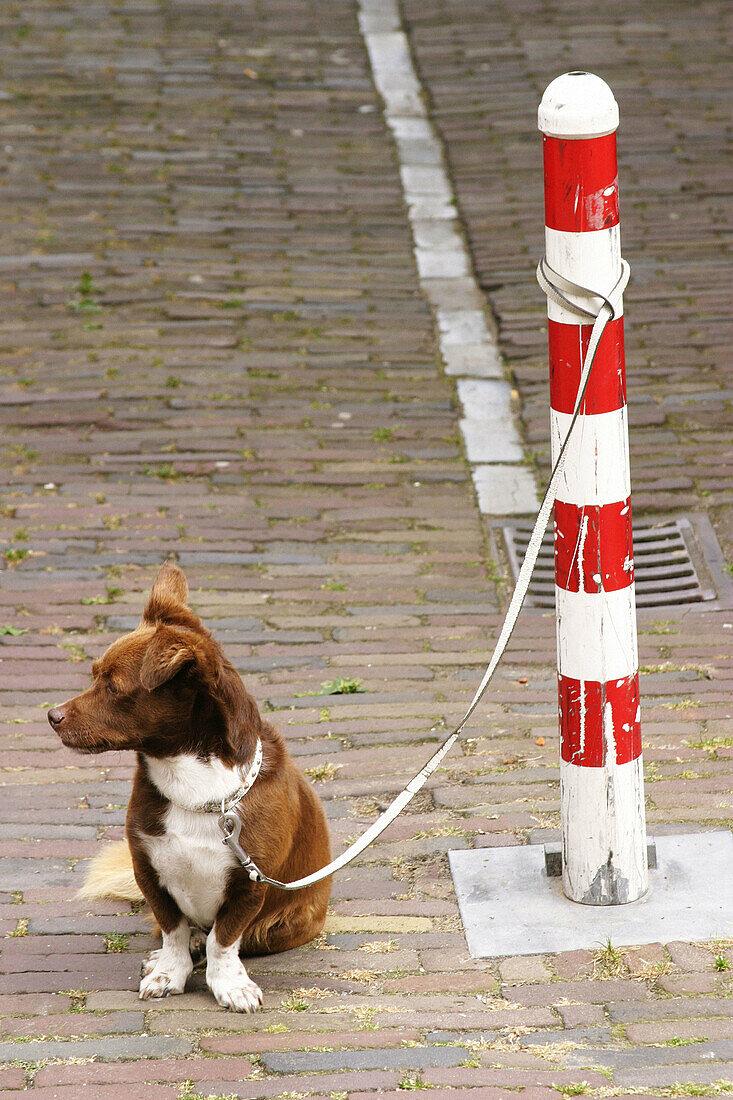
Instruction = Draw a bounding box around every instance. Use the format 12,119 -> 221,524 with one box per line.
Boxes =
190,929 -> 207,971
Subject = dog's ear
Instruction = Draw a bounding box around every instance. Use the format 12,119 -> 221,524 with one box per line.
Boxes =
201,655 -> 265,765
143,562 -> 189,625
140,625 -> 196,691
220,668 -> 265,764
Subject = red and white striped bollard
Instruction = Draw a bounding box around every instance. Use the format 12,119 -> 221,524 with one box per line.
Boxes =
539,72 -> 647,904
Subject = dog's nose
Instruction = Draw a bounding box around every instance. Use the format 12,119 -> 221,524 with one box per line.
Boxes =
47,707 -> 66,729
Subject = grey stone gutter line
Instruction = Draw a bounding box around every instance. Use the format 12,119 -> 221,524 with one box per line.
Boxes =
358,0 -> 539,516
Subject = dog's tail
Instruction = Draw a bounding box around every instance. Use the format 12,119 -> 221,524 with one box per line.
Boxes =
77,840 -> 144,902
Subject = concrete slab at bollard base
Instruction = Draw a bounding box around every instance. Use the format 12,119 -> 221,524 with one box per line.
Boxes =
449,830 -> 733,957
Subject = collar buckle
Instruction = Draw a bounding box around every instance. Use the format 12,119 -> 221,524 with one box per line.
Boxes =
218,809 -> 263,881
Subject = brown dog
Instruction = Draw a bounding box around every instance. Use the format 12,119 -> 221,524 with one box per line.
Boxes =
48,562 -> 332,1011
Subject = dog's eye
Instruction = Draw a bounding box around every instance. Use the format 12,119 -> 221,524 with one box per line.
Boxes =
106,681 -> 119,696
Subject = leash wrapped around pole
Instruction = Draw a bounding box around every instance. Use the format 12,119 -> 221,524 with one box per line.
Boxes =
222,258 -> 631,891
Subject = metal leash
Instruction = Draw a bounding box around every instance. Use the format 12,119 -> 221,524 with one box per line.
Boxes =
219,257 -> 631,890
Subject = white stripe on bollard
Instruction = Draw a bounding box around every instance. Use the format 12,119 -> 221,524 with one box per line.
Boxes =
550,407 -> 631,506
556,585 -> 639,683
560,757 -> 647,904
545,228 -> 624,323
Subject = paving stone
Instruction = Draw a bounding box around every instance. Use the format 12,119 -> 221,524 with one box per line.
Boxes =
553,949 -> 596,980
460,413 -> 524,462
615,1064 -> 733,1089
471,463 -> 539,514
24,1089 -> 177,1100
443,342 -> 504,378
626,1017 -> 733,1045
0,1065 -> 25,1091
425,1066 -> 611,1088
3,859 -> 76,891
0,1034 -> 192,1063
184,1071 -> 401,1097
261,1044 -> 466,1073
666,940 -> 717,971
503,979 -> 652,1006
438,309 -> 492,347
0,1010 -> 145,1040
201,1026 -> 421,1054
0,993 -> 72,1017
568,1039 -> 733,1069
607,996 -> 733,1024
555,1002 -> 607,1028
624,942 -> 668,978
499,955 -> 553,983
350,1093 -> 556,1100
31,1057 -> 243,1088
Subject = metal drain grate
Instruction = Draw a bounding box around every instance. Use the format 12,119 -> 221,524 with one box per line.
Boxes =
501,514 -> 733,610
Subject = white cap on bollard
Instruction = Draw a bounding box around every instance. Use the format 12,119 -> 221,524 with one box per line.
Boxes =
538,71 -> 619,139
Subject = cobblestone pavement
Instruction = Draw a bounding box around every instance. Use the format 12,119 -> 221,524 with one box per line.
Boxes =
0,1 -> 731,1098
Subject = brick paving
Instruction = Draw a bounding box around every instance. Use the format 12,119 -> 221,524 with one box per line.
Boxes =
0,1 -> 731,1098
400,0 -> 733,521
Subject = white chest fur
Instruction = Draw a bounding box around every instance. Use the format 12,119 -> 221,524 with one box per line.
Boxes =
144,752 -> 250,811
141,753 -> 246,930
143,807 -> 235,930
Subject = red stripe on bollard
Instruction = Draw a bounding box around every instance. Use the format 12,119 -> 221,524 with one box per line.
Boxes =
554,499 -> 633,593
543,133 -> 619,232
559,673 -> 641,767
549,317 -> 626,415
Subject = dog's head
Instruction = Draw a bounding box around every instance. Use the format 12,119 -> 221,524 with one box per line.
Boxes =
48,562 -> 263,763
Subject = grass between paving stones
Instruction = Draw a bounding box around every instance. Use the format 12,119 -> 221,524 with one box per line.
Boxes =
179,1094 -> 239,1100
65,272 -> 101,314
294,677 -> 365,696
686,734 -> 733,751
141,462 -> 185,480
660,1038 -> 710,1047
544,1083 -> 733,1098
279,992 -> 311,1013
61,642 -> 88,662
631,955 -> 674,982
4,546 -> 29,564
80,585 -> 123,605
103,931 -> 129,953
178,1086 -> 239,1100
398,1070 -> 429,1090
303,761 -> 343,781
593,938 -> 629,979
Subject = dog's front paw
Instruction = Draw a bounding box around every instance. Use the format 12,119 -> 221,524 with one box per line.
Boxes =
207,960 -> 263,1013
139,953 -> 192,1000
141,947 -> 162,978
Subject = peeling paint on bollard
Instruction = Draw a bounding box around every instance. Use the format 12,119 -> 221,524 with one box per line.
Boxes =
582,856 -> 631,906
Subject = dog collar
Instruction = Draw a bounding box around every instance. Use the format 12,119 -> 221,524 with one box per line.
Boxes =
195,738 -> 263,814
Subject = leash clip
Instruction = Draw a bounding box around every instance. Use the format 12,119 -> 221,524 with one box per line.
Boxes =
217,810 -> 263,882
